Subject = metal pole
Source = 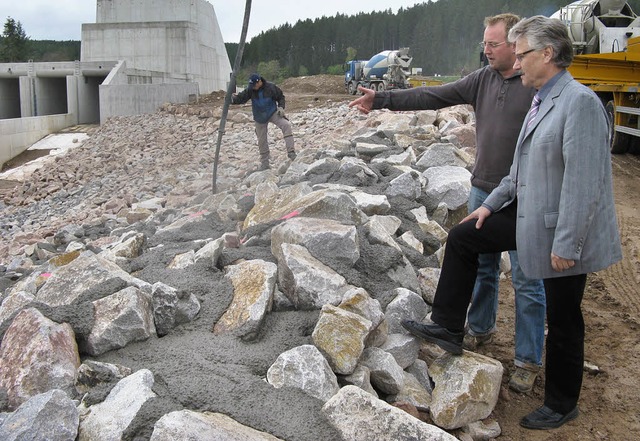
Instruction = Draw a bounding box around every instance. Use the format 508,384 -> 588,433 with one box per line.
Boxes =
212,0 -> 252,193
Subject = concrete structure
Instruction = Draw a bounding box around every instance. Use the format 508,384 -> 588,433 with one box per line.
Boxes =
0,0 -> 232,170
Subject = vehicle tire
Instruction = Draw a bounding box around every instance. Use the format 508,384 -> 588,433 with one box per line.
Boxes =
605,100 -> 630,154
348,82 -> 356,95
377,83 -> 385,92
628,137 -> 640,155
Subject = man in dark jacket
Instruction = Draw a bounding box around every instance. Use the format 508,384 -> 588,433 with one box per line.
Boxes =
231,73 -> 296,170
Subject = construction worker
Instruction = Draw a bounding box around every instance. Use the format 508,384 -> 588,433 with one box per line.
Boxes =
231,73 -> 296,170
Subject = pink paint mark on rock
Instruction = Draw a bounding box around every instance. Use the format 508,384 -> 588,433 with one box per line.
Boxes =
280,210 -> 300,220
189,210 -> 207,218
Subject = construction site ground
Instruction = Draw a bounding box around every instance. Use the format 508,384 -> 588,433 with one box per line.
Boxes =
279,75 -> 640,440
3,74 -> 640,440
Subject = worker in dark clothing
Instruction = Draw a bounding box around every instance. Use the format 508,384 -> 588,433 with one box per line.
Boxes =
231,73 -> 296,170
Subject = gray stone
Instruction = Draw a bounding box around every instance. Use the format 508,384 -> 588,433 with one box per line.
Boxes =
271,217 -> 359,268
359,347 -> 404,395
276,243 -> 350,309
407,358 -> 433,395
213,260 -> 276,340
266,345 -> 340,402
348,191 -> 390,215
78,369 -> 157,441
35,250 -> 149,307
0,308 -> 80,410
76,360 -> 132,395
312,304 -> 371,375
385,171 -> 422,200
340,365 -> 378,398
82,286 -> 156,356
0,390 -> 79,441
322,385 -> 457,441
385,288 -> 429,334
429,352 -> 504,430
150,410 -> 283,441
416,143 -> 468,171
379,333 -> 420,369
387,371 -> 432,411
423,166 -> 472,211
151,282 -> 179,336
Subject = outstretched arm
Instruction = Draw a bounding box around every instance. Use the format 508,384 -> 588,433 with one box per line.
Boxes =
348,86 -> 375,114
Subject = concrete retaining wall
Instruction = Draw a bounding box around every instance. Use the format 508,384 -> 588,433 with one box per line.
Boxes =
0,114 -> 76,170
99,82 -> 198,124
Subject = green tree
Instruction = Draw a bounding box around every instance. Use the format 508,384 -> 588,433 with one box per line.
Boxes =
326,64 -> 344,75
237,0 -> 640,78
0,17 -> 29,62
256,59 -> 283,82
346,47 -> 357,62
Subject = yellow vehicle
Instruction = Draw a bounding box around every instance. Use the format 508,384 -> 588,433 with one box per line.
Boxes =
554,0 -> 640,153
569,36 -> 640,153
407,77 -> 444,88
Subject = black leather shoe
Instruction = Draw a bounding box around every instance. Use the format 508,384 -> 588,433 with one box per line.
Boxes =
520,405 -> 578,430
401,320 -> 463,355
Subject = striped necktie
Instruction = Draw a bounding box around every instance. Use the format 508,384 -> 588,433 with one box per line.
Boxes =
526,94 -> 541,129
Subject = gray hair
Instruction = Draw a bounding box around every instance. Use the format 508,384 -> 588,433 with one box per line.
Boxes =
509,15 -> 574,68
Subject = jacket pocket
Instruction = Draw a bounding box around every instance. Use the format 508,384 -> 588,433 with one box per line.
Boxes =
534,134 -> 556,146
544,212 -> 559,228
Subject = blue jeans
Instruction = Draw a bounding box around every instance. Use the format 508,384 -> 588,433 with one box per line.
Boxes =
466,186 -> 546,368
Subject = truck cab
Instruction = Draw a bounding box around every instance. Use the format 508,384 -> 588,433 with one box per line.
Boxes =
344,60 -> 366,95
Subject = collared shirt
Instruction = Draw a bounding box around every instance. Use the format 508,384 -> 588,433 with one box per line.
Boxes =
536,70 -> 567,103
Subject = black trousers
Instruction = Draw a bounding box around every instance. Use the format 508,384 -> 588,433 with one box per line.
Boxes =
431,201 -> 586,413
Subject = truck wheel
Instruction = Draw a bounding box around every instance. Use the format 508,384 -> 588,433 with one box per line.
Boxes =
605,100 -> 630,154
348,82 -> 357,95
377,83 -> 385,92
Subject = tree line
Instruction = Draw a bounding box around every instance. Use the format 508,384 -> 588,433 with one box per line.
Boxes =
228,0 -> 640,82
0,17 -> 80,62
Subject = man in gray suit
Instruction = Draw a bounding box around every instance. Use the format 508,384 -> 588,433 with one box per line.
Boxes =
402,15 -> 622,430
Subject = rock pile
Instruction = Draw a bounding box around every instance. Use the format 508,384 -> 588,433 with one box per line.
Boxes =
0,100 -> 506,440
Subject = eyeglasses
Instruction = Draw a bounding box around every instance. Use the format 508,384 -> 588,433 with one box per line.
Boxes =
515,48 -> 536,62
479,41 -> 507,49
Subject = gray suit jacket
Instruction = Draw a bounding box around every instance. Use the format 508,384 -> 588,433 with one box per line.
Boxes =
484,71 -> 622,279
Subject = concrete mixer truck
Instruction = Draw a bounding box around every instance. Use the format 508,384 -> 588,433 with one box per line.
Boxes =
344,48 -> 413,94
553,0 -> 640,153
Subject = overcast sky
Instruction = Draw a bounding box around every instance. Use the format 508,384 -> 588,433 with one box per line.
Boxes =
3,1 -> 427,42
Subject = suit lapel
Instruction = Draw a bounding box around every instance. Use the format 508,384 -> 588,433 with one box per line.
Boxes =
523,72 -> 573,137
513,72 -> 574,186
